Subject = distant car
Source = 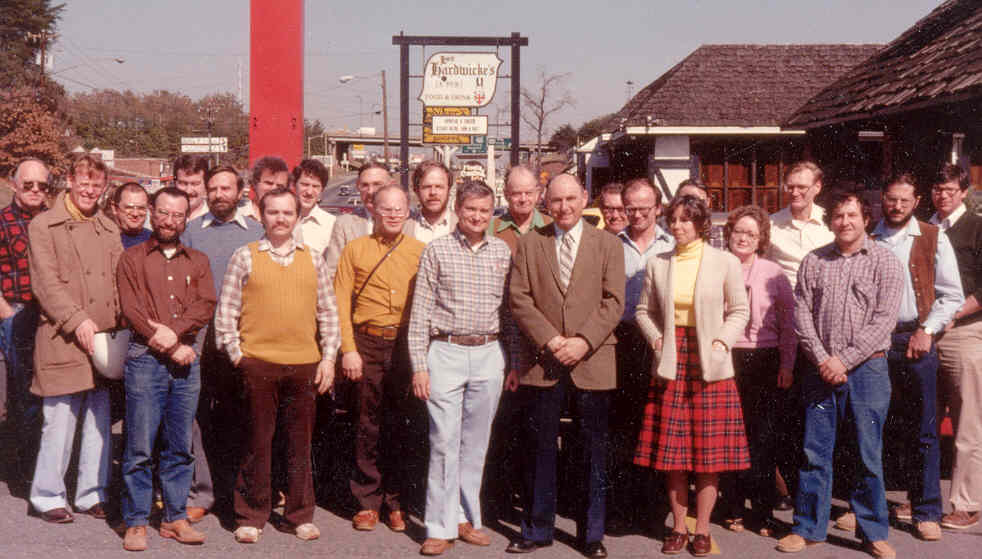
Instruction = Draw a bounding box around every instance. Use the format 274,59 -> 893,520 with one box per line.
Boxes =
338,186 -> 352,196
348,197 -> 362,206
493,207 -> 507,217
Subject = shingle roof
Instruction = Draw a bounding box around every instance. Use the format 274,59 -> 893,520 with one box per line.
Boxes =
787,0 -> 982,128
611,44 -> 881,129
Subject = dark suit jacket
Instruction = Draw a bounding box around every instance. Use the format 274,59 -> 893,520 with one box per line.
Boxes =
509,221 -> 625,390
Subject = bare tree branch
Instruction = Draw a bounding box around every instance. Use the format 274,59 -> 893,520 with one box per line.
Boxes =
521,68 -> 574,167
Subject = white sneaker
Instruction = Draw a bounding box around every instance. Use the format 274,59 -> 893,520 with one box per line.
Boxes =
234,526 -> 262,544
295,523 -> 320,541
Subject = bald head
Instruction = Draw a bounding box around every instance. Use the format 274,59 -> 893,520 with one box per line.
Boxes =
545,174 -> 588,231
12,159 -> 51,213
372,186 -> 409,239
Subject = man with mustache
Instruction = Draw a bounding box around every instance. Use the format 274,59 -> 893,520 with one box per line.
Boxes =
869,173 -> 962,542
117,187 -> 217,551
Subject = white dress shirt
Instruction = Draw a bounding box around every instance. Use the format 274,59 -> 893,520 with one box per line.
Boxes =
767,204 -> 835,288
294,205 -> 337,257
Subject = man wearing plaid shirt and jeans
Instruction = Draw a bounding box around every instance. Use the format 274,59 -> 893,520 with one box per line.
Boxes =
779,192 -> 904,559
407,180 -> 519,556
215,187 -> 339,544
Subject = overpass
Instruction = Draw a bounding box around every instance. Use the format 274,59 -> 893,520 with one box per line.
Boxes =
322,133 -> 557,165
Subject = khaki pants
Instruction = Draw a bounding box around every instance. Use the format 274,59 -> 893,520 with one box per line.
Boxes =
937,319 -> 982,512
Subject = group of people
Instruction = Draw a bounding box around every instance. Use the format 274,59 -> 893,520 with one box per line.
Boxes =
1,152 -> 980,559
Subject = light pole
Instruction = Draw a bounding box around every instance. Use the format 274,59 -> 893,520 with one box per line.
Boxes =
339,70 -> 389,166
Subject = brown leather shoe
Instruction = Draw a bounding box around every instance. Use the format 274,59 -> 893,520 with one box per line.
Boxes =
864,540 -> 896,559
915,521 -> 941,541
78,502 -> 107,519
186,507 -> 207,524
661,531 -> 688,555
40,507 -> 74,524
690,533 -> 712,557
776,534 -> 822,553
941,509 -> 980,529
386,509 -> 406,532
159,518 -> 205,545
353,509 -> 379,531
420,538 -> 453,556
123,526 -> 148,551
458,522 -> 491,546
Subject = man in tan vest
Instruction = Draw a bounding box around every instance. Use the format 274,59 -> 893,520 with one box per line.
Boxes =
214,187 -> 339,544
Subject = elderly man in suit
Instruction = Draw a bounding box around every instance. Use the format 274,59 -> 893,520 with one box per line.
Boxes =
507,174 -> 625,558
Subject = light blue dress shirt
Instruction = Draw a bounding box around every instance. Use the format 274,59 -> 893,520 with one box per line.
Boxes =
870,218 -> 964,333
618,225 -> 675,322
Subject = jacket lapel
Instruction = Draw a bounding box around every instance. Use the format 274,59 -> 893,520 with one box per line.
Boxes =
538,226 -> 563,291
567,225 -> 598,295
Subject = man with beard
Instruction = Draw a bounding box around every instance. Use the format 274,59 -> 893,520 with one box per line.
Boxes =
406,160 -> 457,244
180,166 -> 263,522
117,187 -> 217,551
292,159 -> 335,257
868,174 -> 962,542
111,182 -> 151,248
173,155 -> 211,223
0,158 -> 50,488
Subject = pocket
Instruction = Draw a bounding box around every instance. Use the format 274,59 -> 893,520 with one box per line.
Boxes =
851,278 -> 875,307
709,347 -> 731,377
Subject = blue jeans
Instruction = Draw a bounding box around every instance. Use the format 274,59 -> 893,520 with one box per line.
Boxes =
886,330 -> 941,522
122,343 -> 201,526
0,302 -> 41,468
793,355 -> 891,543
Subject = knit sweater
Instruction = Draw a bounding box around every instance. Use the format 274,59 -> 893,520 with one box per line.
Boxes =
181,213 -> 264,295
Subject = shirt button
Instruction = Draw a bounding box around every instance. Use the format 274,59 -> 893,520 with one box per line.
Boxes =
168,276 -> 173,281
170,295 -> 175,299
391,289 -> 396,294
172,314 -> 177,318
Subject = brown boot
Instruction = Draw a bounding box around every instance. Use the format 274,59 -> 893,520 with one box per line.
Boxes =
420,538 -> 453,556
159,518 -> 205,545
123,526 -> 148,552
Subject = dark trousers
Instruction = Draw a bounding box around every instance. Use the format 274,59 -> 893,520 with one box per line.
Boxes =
234,357 -> 316,529
608,322 -> 653,525
349,331 -> 418,512
884,328 -> 941,522
0,302 -> 41,482
721,347 -> 785,524
521,374 -> 610,544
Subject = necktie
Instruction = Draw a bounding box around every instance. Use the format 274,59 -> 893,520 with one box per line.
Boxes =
559,233 -> 574,290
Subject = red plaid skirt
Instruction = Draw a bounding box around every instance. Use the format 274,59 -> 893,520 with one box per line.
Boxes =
634,326 -> 750,473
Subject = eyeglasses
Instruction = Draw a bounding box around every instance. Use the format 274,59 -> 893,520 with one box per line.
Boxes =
784,183 -> 814,193
375,207 -> 405,217
600,207 -> 626,215
932,186 -> 962,197
21,181 -> 50,193
154,208 -> 186,221
625,206 -> 655,216
730,229 -> 759,241
119,204 -> 148,215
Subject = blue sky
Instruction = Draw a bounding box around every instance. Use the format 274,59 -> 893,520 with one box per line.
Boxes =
52,0 -> 942,139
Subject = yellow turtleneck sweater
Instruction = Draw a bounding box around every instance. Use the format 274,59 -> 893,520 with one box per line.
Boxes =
673,238 -> 703,327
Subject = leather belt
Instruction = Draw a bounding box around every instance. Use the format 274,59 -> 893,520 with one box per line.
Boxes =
355,323 -> 400,341
869,351 -> 886,360
431,333 -> 499,346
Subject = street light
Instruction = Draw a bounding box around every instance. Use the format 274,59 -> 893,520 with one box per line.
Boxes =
338,70 -> 389,165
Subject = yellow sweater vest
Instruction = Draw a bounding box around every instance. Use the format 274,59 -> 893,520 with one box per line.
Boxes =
240,242 -> 321,365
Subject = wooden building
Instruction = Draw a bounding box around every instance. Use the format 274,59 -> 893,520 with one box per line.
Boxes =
786,0 -> 982,193
582,44 -> 880,212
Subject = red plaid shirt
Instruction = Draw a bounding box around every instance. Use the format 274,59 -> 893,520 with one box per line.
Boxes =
0,201 -> 40,303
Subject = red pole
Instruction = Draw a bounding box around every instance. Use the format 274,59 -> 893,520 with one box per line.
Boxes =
249,0 -> 304,168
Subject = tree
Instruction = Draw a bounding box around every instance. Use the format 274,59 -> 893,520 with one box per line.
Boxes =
549,123 -> 578,153
0,0 -> 67,110
304,119 -> 327,157
0,88 -> 70,177
521,69 -> 574,167
577,113 -> 617,143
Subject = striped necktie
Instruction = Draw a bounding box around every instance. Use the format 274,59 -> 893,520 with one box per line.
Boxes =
559,232 -> 574,290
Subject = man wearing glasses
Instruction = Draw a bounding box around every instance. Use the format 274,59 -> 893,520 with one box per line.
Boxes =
930,163 -> 982,530
767,162 -> 835,289
608,177 -> 674,532
334,186 -> 425,533
0,158 -> 50,488
111,182 -> 151,248
598,182 -> 628,235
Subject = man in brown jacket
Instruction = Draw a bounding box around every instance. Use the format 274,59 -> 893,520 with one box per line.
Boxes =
506,174 -> 625,558
27,155 -> 124,523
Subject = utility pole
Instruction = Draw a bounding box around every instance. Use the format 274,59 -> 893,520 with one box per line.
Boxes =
26,31 -> 54,90
381,69 -> 390,166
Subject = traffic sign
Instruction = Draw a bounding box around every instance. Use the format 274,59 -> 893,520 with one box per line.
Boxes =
180,137 -> 228,153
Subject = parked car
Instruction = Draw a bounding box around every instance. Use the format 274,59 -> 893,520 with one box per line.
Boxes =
338,185 -> 352,196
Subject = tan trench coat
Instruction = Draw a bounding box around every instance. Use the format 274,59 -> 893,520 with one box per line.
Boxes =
28,192 -> 123,397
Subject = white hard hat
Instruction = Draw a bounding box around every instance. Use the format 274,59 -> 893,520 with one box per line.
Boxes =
92,329 -> 131,380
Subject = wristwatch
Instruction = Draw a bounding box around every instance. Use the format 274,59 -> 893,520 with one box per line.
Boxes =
921,324 -> 935,336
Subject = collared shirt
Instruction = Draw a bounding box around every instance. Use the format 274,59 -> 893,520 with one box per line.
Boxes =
121,228 -> 151,249
795,236 -> 905,370
201,208 -> 252,230
768,204 -> 835,288
407,230 -> 520,372
618,225 -> 675,322
294,205 -> 337,258
492,208 -> 548,236
334,232 -> 426,353
410,208 -> 453,244
871,219 -> 964,332
215,237 -> 340,364
0,201 -> 40,303
554,218 -> 584,264
929,203 -> 967,232
182,209 -> 265,295
117,238 -> 216,346
187,202 -> 209,223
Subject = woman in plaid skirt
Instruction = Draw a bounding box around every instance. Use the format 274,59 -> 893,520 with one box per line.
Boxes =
634,195 -> 751,556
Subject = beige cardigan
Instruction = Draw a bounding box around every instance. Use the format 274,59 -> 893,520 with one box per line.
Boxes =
635,243 -> 749,382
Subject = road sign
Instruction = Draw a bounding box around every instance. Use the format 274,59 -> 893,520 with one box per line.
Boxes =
419,52 -> 502,108
423,106 -> 473,144
460,136 -> 486,154
180,137 -> 228,153
432,115 -> 488,135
